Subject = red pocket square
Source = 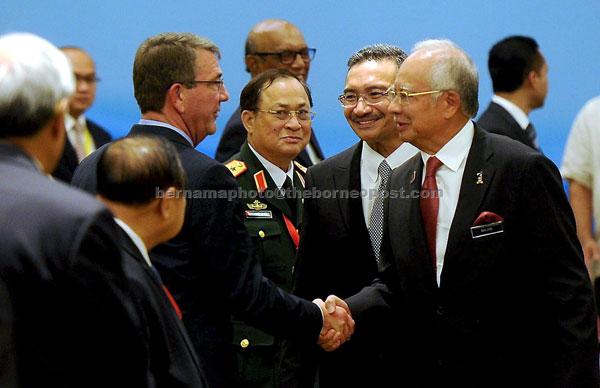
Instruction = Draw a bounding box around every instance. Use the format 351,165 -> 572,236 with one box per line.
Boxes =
473,211 -> 504,226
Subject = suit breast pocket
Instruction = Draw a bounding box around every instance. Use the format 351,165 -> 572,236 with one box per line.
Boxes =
245,221 -> 294,290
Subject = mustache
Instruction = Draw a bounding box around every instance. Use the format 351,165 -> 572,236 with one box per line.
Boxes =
350,112 -> 384,121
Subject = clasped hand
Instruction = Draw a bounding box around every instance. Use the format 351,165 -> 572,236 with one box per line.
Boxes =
313,295 -> 354,352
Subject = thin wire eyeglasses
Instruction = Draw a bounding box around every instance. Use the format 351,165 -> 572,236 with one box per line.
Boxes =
254,109 -> 316,121
338,91 -> 389,108
386,88 -> 444,105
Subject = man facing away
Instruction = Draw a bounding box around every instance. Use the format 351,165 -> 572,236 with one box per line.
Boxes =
478,35 -> 548,152
215,19 -> 324,166
53,46 -> 112,182
72,32 -> 353,388
96,135 -> 209,387
326,39 -> 598,388
0,32 -> 150,387
283,44 -> 418,387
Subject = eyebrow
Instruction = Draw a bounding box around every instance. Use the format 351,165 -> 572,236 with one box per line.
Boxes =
343,84 -> 391,94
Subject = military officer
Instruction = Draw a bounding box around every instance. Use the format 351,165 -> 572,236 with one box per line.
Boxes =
225,68 -> 313,387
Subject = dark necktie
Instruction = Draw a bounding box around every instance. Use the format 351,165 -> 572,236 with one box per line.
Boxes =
525,123 -> 541,151
369,160 -> 392,262
281,176 -> 296,221
420,156 -> 443,271
149,265 -> 183,320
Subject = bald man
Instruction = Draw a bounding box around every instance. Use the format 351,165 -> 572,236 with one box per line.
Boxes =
53,46 -> 111,182
215,19 -> 324,166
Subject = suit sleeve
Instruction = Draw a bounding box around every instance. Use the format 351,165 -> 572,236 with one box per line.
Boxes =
519,154 -> 599,387
191,163 -> 323,342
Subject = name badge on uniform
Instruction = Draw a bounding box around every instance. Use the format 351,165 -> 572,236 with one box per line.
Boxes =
245,210 -> 273,219
470,221 -> 503,239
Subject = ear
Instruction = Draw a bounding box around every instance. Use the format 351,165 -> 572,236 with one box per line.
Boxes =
49,99 -> 68,141
158,187 -> 176,218
167,83 -> 186,114
442,90 -> 461,119
245,55 -> 259,77
241,109 -> 255,136
526,70 -> 538,88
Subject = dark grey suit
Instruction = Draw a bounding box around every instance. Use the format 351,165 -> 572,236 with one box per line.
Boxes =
346,125 -> 598,388
0,142 -> 150,387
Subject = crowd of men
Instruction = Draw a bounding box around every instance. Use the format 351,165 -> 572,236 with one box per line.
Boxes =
1,18 -> 599,388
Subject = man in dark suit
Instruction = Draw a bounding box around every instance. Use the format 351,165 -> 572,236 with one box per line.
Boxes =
52,46 -> 112,182
327,39 -> 598,387
0,32 -> 150,387
224,69 -> 312,387
214,19 -> 324,166
477,36 -> 548,152
96,135 -> 209,387
72,32 -> 353,388
283,44 -> 417,387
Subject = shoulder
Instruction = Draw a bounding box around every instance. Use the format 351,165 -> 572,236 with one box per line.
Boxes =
86,118 -> 112,144
307,143 -> 358,176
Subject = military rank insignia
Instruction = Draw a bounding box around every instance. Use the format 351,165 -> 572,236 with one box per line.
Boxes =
225,160 -> 247,177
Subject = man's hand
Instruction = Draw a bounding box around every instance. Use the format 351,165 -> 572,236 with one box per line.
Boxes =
313,295 -> 354,352
582,238 -> 600,279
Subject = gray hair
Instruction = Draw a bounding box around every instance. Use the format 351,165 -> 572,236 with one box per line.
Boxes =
347,44 -> 407,70
412,39 -> 479,118
0,32 -> 74,137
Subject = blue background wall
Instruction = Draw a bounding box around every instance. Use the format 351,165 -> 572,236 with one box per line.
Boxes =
3,0 -> 599,168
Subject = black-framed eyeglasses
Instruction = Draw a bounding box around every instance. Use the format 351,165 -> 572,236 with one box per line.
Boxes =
251,48 -> 316,64
182,79 -> 225,91
338,91 -> 389,108
254,109 -> 315,122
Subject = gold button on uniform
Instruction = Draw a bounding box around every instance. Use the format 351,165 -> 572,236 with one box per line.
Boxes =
240,339 -> 250,348
258,230 -> 265,238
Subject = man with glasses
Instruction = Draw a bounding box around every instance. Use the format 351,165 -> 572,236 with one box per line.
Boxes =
283,44 -> 417,387
215,19 -> 324,166
72,33 -> 354,388
53,46 -> 112,182
326,39 -> 598,387
224,68 -> 313,388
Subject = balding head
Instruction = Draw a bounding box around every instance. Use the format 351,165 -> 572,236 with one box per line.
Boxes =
244,19 -> 313,80
60,47 -> 97,118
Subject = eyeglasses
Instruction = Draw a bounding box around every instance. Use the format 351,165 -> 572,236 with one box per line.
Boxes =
255,109 -> 315,122
183,79 -> 225,91
338,91 -> 389,108
75,74 -> 100,84
251,48 -> 316,64
387,88 -> 443,105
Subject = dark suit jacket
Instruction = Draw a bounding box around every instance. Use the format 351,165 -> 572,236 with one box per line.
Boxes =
0,142 -> 150,387
346,125 -> 599,388
478,101 -> 539,150
215,106 -> 325,166
0,276 -> 17,388
116,226 -> 209,388
72,124 -> 323,388
53,118 -> 112,182
282,141 -> 403,387
226,142 -> 306,387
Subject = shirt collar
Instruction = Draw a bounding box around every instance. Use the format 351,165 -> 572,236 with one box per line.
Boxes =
138,119 -> 194,147
361,140 -> 419,183
113,218 -> 152,267
491,95 -> 529,130
421,120 -> 474,172
248,143 -> 294,188
65,113 -> 86,133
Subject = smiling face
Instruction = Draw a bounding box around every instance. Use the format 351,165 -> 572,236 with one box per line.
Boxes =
243,77 -> 311,170
343,59 -> 400,156
181,49 -> 229,145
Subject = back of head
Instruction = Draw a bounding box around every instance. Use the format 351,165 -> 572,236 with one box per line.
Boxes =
240,68 -> 313,111
413,39 -> 479,118
0,33 -> 74,138
347,43 -> 407,70
97,136 -> 186,205
133,32 -> 219,114
488,35 -> 542,93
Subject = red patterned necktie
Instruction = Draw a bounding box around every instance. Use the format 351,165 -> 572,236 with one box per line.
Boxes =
420,156 -> 443,271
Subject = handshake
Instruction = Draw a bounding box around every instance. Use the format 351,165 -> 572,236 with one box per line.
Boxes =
313,295 -> 354,352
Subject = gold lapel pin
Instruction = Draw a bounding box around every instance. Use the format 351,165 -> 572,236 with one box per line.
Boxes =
476,171 -> 483,185
410,170 -> 416,184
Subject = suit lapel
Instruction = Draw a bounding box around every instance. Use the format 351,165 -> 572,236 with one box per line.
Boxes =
443,125 -> 496,274
332,142 -> 362,231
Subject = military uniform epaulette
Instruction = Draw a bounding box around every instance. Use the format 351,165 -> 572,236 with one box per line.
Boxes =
225,160 -> 247,178
294,160 -> 307,174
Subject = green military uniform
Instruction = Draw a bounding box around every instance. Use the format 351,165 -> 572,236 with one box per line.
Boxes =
225,141 -> 306,388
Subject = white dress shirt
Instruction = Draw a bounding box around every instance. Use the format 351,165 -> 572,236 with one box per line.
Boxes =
492,95 -> 529,130
248,144 -> 295,188
420,120 -> 474,286
114,218 -> 152,267
361,141 -> 419,225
